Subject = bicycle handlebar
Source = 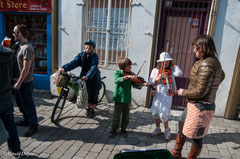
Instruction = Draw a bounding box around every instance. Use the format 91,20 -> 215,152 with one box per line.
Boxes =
60,71 -> 106,81
59,71 -> 81,80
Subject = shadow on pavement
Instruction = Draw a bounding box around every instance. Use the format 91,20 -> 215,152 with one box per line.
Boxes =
12,111 -> 239,148
18,155 -> 47,159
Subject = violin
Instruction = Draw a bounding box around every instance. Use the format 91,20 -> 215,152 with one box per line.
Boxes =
124,71 -> 146,85
158,68 -> 172,84
152,66 -> 176,96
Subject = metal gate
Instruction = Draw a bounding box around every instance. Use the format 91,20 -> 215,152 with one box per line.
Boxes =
156,0 -> 212,108
84,0 -> 130,67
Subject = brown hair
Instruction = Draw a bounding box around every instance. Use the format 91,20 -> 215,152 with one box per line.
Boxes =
118,57 -> 132,70
192,35 -> 217,58
16,24 -> 30,39
156,61 -> 172,69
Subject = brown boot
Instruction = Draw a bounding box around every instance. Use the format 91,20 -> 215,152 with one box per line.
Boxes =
187,145 -> 202,159
171,133 -> 186,159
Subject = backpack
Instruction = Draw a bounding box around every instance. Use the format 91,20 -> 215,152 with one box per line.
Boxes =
76,79 -> 88,108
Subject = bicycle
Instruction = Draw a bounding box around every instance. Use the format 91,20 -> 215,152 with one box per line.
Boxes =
51,72 -> 106,123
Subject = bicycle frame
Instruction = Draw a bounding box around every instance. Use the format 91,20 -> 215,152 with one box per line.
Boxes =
66,80 -> 79,94
51,74 -> 106,123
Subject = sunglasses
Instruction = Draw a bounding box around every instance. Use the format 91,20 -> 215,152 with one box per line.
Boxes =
12,31 -> 20,35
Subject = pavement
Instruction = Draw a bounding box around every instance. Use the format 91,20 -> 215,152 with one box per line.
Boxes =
0,90 -> 240,159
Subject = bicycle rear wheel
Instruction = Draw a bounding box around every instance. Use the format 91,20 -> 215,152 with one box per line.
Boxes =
97,81 -> 106,103
51,89 -> 68,123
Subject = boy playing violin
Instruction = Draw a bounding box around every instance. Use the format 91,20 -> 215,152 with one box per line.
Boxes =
109,58 -> 148,138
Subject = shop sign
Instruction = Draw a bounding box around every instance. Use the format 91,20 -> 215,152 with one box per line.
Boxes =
0,0 -> 51,13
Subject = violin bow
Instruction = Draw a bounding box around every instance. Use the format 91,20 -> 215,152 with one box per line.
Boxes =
136,61 -> 146,76
162,40 -> 169,74
163,40 -> 172,94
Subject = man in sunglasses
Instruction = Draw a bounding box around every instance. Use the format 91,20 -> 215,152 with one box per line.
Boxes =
13,24 -> 39,137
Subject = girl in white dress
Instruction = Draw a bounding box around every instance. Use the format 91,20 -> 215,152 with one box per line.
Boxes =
149,52 -> 183,140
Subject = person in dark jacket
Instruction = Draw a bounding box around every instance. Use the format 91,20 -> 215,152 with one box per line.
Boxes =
1,35 -> 20,96
171,35 -> 225,159
0,45 -> 23,157
58,39 -> 101,118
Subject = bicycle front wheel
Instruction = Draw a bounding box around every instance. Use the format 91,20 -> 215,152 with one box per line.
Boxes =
97,81 -> 106,104
51,89 -> 68,123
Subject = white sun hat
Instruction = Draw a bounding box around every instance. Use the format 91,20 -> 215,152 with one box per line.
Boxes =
157,52 -> 173,62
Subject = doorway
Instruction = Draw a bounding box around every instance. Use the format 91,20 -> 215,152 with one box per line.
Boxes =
156,0 -> 212,108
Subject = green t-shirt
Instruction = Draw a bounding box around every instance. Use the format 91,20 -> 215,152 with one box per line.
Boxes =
112,70 -> 140,103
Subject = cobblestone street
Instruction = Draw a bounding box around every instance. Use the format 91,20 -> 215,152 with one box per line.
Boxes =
0,90 -> 240,159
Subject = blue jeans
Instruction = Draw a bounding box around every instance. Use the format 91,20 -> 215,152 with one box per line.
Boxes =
0,98 -> 22,153
15,81 -> 38,129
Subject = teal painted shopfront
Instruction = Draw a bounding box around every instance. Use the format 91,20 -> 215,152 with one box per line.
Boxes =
0,0 -> 52,90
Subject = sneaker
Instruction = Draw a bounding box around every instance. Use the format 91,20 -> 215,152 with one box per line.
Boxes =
121,130 -> 127,138
24,128 -> 38,137
15,120 -> 28,126
109,129 -> 117,138
164,128 -> 171,141
150,128 -> 161,137
85,108 -> 91,117
89,109 -> 95,118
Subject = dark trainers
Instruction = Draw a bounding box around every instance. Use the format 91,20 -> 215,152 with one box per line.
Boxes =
89,109 -> 95,118
121,130 -> 127,138
85,108 -> 91,117
24,128 -> 38,137
15,120 -> 28,126
109,130 -> 117,138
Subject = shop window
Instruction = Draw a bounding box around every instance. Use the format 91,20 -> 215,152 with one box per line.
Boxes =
84,0 -> 130,67
5,15 -> 47,74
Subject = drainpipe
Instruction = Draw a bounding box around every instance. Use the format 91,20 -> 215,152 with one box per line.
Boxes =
104,0 -> 112,67
207,0 -> 219,36
51,0 -> 59,73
